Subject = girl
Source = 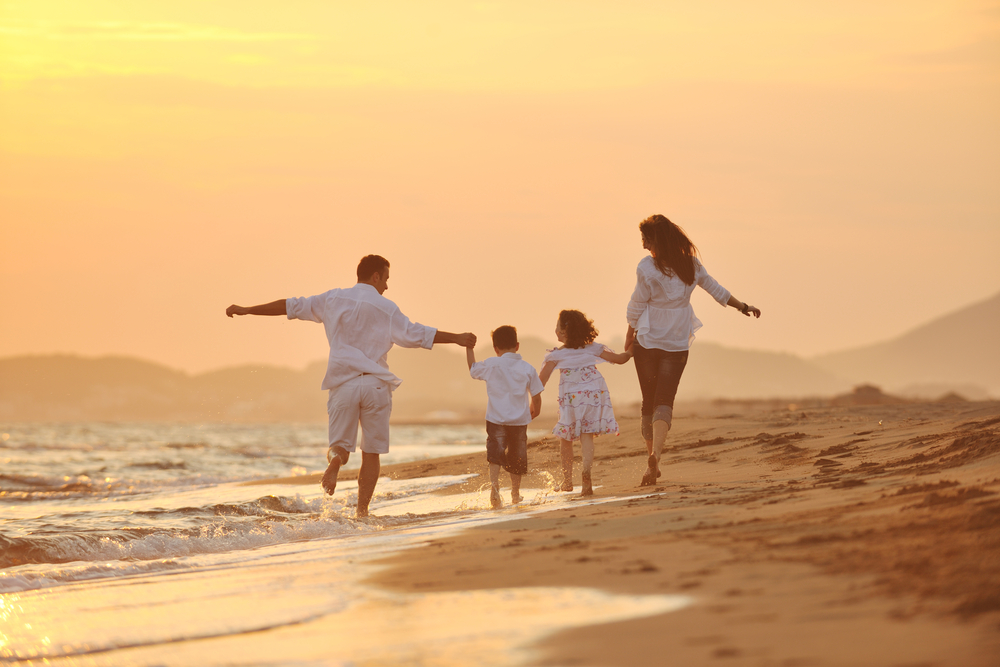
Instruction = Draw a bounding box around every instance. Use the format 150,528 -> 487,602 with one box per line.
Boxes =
539,309 -> 631,496
626,214 -> 761,486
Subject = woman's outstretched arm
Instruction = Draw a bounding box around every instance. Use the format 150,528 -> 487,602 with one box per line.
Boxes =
726,295 -> 761,318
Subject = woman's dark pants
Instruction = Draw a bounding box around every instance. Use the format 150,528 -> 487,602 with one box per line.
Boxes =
633,344 -> 689,439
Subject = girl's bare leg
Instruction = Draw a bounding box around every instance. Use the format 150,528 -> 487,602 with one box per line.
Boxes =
560,439 -> 574,491
580,433 -> 594,496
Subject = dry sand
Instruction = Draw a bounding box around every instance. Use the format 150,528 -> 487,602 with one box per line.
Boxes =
281,401 -> 1000,665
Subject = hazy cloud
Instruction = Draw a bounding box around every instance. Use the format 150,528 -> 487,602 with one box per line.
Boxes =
0,20 -> 314,42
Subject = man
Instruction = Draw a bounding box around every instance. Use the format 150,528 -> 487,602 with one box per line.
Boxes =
226,254 -> 476,517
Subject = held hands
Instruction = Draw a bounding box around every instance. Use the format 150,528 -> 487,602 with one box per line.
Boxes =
455,332 -> 477,348
624,327 -> 635,351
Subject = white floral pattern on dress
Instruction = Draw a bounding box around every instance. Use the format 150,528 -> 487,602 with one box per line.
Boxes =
552,365 -> 619,440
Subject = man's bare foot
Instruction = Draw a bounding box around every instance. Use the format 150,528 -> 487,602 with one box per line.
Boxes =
560,480 -> 573,492
322,456 -> 342,495
356,507 -> 369,519
490,486 -> 502,509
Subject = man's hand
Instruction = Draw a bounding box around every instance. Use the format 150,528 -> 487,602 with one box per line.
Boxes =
226,305 -> 249,318
456,333 -> 477,348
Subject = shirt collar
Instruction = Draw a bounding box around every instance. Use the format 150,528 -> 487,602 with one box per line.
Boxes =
500,353 -> 523,360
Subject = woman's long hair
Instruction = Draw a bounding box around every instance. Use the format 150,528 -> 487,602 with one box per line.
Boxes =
558,310 -> 598,349
639,214 -> 698,285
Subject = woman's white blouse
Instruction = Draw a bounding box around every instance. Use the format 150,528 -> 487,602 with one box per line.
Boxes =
626,255 -> 731,352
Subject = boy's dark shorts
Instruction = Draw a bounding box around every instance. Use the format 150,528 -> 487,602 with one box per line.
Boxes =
485,421 -> 528,475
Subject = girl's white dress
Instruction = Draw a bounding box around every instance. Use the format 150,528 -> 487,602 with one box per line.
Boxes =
544,343 -> 619,440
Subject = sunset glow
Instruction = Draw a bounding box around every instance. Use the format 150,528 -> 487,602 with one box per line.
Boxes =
2,0 -> 998,372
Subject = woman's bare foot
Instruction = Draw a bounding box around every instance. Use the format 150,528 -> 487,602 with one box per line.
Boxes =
322,456 -> 342,495
511,493 -> 523,504
639,454 -> 658,486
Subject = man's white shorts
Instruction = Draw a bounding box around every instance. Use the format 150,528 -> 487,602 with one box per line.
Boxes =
327,374 -> 392,459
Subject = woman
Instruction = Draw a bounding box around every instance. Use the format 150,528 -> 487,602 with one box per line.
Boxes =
625,214 -> 761,486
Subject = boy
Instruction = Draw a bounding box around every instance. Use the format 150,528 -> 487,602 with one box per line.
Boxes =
467,325 -> 544,508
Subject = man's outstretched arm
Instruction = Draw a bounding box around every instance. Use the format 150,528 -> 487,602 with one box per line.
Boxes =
226,299 -> 287,318
434,331 -> 477,348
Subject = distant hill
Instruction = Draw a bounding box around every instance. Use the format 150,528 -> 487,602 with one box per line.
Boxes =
0,341 -> 852,424
0,355 -> 325,423
3,293 -> 996,423
811,291 -> 1000,396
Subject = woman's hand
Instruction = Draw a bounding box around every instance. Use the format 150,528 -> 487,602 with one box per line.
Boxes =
624,325 -> 636,351
727,296 -> 761,318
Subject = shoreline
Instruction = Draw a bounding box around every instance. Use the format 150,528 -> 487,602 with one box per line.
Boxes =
345,401 -> 1000,665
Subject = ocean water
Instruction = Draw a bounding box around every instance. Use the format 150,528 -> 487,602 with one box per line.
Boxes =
0,422 -> 690,665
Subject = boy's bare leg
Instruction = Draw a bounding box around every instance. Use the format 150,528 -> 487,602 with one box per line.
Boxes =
489,463 -> 502,508
510,473 -> 522,504
580,434 -> 594,496
356,451 -> 380,518
322,446 -> 349,495
560,439 -> 574,491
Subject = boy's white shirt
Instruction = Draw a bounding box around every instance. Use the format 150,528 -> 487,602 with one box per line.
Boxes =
470,353 -> 544,426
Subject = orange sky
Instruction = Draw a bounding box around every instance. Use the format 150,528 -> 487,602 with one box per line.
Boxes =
2,1 -> 998,373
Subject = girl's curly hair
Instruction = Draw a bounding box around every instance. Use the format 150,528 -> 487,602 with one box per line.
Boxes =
558,309 -> 598,349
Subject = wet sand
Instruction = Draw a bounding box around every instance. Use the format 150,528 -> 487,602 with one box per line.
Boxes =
345,400 -> 1000,665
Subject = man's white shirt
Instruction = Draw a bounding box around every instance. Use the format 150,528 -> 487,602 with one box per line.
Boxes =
286,283 -> 436,391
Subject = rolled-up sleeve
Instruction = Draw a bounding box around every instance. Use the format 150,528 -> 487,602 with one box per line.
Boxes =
390,310 -> 437,349
469,361 -> 489,381
626,268 -> 650,327
528,370 -> 544,396
286,294 -> 324,322
696,262 -> 731,306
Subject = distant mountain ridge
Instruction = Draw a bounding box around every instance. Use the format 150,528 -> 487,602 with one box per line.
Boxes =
1,293 -> 995,422
811,291 -> 1000,396
0,354 -> 326,422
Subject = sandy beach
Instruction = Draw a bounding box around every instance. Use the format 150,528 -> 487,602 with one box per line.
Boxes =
270,399 -> 1000,665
